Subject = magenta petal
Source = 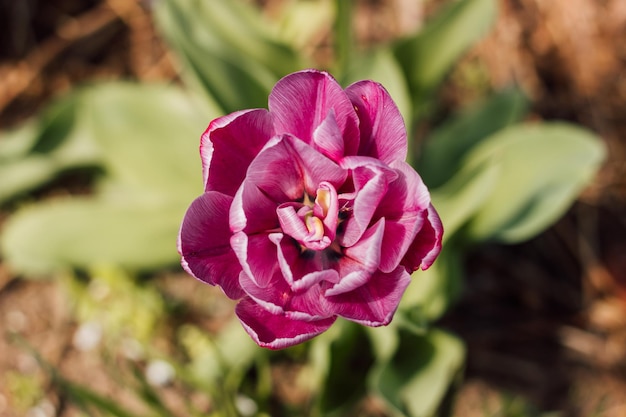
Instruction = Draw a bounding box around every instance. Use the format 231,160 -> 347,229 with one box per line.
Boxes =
231,232 -> 278,288
312,110 -> 344,160
326,266 -> 411,326
401,204 -> 444,272
202,109 -> 274,195
376,161 -> 432,272
178,192 -> 244,299
339,161 -> 392,247
269,70 -> 360,156
286,135 -> 348,196
239,270 -> 333,320
236,297 -> 336,349
345,80 -> 407,164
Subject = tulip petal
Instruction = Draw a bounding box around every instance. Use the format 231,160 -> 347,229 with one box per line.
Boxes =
178,192 -> 244,299
312,110 -> 344,160
202,109 -> 274,195
339,160 -> 394,247
269,70 -> 359,156
375,161 -> 432,272
239,270 -> 333,321
236,297 -> 336,349
326,266 -> 411,326
231,232 -> 278,288
401,204 -> 443,271
325,218 -> 385,296
345,80 -> 407,164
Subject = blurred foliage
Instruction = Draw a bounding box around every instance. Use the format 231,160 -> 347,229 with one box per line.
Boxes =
0,0 -> 606,416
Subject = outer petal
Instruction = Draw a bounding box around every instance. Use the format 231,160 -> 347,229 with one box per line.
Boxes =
325,266 -> 411,326
178,192 -> 244,299
401,204 -> 443,271
236,297 -> 336,349
345,80 -> 407,164
375,161 -> 432,273
269,69 -> 360,157
202,109 -> 274,195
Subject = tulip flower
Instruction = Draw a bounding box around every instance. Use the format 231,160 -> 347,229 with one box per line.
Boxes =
179,69 -> 442,349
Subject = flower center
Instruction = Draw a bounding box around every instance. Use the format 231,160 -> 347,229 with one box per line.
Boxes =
276,182 -> 340,251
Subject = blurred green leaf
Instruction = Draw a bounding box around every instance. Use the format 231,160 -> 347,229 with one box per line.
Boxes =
83,82 -> 206,199
273,0 -> 334,51
401,244 -> 464,323
179,318 -> 259,389
0,92 -> 100,204
1,198 -> 186,275
154,0 -> 304,114
430,153 -> 500,239
372,328 -> 465,417
464,122 -> 606,243
394,0 -> 497,110
318,321 -> 375,416
418,89 -> 528,188
0,82 -> 211,275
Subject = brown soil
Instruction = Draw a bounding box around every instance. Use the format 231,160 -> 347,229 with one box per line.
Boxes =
1,0 -> 626,416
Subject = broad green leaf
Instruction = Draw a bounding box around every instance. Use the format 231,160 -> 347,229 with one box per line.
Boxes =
394,0 -> 497,108
154,0 -> 304,113
80,82 -> 207,200
0,198 -> 187,275
464,122 -> 606,243
418,89 -> 528,188
0,91 -> 100,204
430,155 -> 499,239
178,318 -> 259,389
401,244 -> 464,323
318,321 -> 375,416
372,328 -> 465,417
274,0 -> 334,50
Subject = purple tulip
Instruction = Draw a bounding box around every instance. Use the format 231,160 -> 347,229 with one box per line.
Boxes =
179,69 -> 443,349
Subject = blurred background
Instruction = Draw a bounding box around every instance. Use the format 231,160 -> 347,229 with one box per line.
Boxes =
0,0 -> 625,416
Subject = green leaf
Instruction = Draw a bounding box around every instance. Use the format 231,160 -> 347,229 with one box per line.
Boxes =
0,82 -> 215,275
429,151 -> 500,239
0,198 -> 187,275
401,244 -> 464,323
418,89 -> 528,188
372,328 -> 465,417
394,0 -> 497,109
154,0 -> 304,113
318,321 -> 375,415
0,91 -> 101,204
464,122 -> 606,243
81,82 -> 207,200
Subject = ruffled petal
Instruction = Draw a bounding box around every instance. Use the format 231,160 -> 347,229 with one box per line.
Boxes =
339,157 -> 396,247
326,218 -> 385,296
345,80 -> 407,164
401,204 -> 443,272
375,161 -> 432,272
269,69 -> 360,157
230,232 -> 278,288
201,109 -> 274,195
239,270 -> 333,321
236,297 -> 336,349
326,266 -> 411,326
178,192 -> 244,299
312,110 -> 344,161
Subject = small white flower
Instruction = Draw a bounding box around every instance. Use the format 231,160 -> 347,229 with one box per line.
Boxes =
145,359 -> 175,387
